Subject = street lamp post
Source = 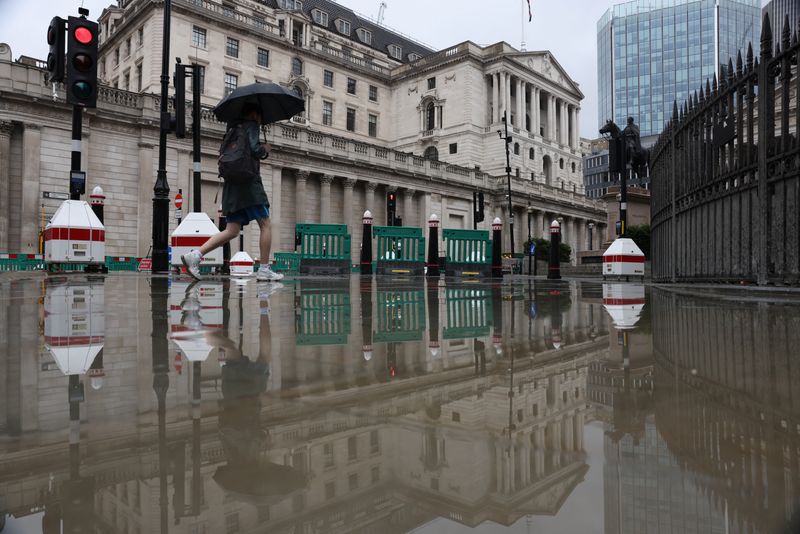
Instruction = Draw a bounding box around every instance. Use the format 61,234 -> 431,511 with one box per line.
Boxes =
498,111 -> 515,256
152,0 -> 173,273
527,205 -> 533,275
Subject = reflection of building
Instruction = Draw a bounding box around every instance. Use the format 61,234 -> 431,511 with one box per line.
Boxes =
0,278 -> 607,532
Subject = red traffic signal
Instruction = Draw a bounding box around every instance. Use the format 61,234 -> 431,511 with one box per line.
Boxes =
66,16 -> 98,108
46,17 -> 66,83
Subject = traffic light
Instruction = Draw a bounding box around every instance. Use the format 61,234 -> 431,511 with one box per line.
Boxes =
46,16 -> 66,83
173,62 -> 186,138
66,16 -> 99,108
387,191 -> 396,226
474,191 -> 485,223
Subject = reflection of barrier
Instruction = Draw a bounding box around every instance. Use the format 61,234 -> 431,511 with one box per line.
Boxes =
373,287 -> 426,342
442,229 -> 492,277
295,223 -> 351,275
443,287 -> 493,339
295,282 -> 351,345
373,226 -> 425,276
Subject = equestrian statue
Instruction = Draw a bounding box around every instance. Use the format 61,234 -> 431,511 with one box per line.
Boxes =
599,117 -> 650,179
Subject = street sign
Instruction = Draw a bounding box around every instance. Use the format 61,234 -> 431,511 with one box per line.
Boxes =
43,191 -> 70,200
175,208 -> 182,220
138,258 -> 152,271
175,192 -> 183,209
529,242 -> 536,256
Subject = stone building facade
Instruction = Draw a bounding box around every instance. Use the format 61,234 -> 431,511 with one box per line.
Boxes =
0,0 -> 605,262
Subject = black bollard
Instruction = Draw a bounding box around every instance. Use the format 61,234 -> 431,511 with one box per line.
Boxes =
548,219 -> 561,280
360,210 -> 373,275
426,213 -> 440,277
491,217 -> 503,278
218,206 -> 230,274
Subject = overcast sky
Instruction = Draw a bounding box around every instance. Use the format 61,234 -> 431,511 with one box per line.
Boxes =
0,0 -> 770,137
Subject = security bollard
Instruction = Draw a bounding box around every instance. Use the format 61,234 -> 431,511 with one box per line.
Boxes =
360,210 -> 373,275
90,186 -> 105,224
426,214 -> 440,277
491,217 -> 503,278
548,220 -> 561,280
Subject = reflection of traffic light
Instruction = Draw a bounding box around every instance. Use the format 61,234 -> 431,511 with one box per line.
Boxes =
387,344 -> 398,379
47,16 -> 66,83
66,16 -> 98,108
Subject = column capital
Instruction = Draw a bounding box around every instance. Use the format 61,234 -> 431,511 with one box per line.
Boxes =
0,121 -> 13,138
23,123 -> 41,131
320,174 -> 334,185
403,188 -> 415,198
343,178 -> 357,189
297,170 -> 310,181
365,181 -> 378,192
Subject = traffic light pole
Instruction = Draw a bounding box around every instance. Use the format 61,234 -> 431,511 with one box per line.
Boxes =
501,111 -> 515,256
153,0 -> 172,273
191,64 -> 202,213
70,106 -> 83,200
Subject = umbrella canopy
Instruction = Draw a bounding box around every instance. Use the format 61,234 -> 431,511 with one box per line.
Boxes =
213,83 -> 305,124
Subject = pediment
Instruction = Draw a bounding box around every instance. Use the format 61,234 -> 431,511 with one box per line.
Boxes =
512,51 -> 583,99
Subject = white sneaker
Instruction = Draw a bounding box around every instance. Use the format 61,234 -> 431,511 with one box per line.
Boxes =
257,265 -> 284,281
181,250 -> 203,280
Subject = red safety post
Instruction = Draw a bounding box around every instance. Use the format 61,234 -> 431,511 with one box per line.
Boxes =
548,219 -> 561,280
491,217 -> 503,278
426,213 -> 440,277
360,210 -> 373,275
89,186 -> 104,224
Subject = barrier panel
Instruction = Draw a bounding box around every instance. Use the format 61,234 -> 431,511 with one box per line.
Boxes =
442,229 -> 492,277
0,254 -> 46,272
273,252 -> 301,273
296,223 -> 352,275
105,256 -> 139,271
373,226 -> 426,276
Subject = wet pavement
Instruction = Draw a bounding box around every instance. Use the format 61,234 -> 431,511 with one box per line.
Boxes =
0,273 -> 799,534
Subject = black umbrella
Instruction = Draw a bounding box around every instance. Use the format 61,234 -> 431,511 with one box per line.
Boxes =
213,82 -> 305,125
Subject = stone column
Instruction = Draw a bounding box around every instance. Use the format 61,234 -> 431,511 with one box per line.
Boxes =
365,181 -> 378,220
534,211 -> 544,239
549,96 -> 557,141
20,124 -> 41,252
343,178 -> 356,229
568,217 -> 578,265
296,170 -> 309,223
499,72 -> 507,120
403,189 -> 414,227
516,78 -> 523,127
138,142 -> 155,256
533,88 -> 540,135
575,108 -> 581,149
270,166 -> 283,253
0,121 -> 13,252
492,73 -> 500,123
320,174 -> 333,223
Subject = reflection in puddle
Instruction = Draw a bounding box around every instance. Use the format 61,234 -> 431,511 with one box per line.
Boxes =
0,276 -> 798,532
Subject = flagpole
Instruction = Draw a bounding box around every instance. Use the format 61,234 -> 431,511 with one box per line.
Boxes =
520,0 -> 526,51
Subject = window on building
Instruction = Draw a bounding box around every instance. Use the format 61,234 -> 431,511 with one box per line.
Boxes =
335,19 -> 351,35
113,78 -> 118,88
347,435 -> 357,459
425,102 -> 435,130
424,146 -> 439,161
347,77 -> 356,94
572,162 -> 576,172
356,28 -> 372,44
257,47 -> 269,67
559,158 -> 564,169
370,430 -> 380,453
346,107 -> 356,131
514,142 -> 520,155
192,26 -> 207,49
323,442 -> 334,467
312,9 -> 329,26
125,37 -> 131,58
348,473 -> 358,491
369,85 -> 378,101
408,53 -> 422,62
323,69 -> 334,87
137,27 -> 144,46
123,70 -> 130,90
368,114 -> 377,137
292,57 -> 303,75
371,466 -> 380,483
222,3 -> 236,17
452,411 -> 460,422
322,100 -> 333,126
529,147 -> 535,159
533,403 -> 538,416
136,63 -> 142,91
449,143 -> 458,154
427,77 -> 436,90
278,0 -> 302,9
224,73 -> 238,96
114,48 -> 119,66
226,37 -> 239,58
389,44 -> 402,59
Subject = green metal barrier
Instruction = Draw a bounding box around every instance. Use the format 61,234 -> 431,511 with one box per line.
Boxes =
295,282 -> 352,345
443,287 -> 494,339
373,287 -> 426,342
0,254 -> 45,272
273,252 -> 300,272
105,256 -> 139,271
295,223 -> 352,275
372,226 -> 426,276
442,229 -> 492,277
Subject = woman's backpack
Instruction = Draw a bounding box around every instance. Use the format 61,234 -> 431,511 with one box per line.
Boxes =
218,124 -> 259,184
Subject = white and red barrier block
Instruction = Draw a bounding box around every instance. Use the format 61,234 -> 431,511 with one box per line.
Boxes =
230,250 -> 255,277
602,238 -> 645,277
44,200 -> 105,264
170,212 -> 223,268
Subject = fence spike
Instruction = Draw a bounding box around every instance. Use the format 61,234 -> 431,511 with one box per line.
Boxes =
736,50 -> 743,77
706,78 -> 712,99
712,72 -> 718,95
775,40 -> 781,56
672,100 -> 679,121
699,84 -> 705,104
747,42 -> 754,71
727,58 -> 735,85
783,14 -> 791,50
761,12 -> 773,60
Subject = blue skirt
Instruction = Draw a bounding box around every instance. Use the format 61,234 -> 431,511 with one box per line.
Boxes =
226,204 -> 270,226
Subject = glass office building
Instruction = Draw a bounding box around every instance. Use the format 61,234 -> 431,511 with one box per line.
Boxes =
597,0 -> 761,138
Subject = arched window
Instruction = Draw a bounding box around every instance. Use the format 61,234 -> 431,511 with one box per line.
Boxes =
543,155 -> 553,186
515,168 -> 520,178
559,158 -> 564,170
423,146 -> 439,161
571,162 -> 576,172
529,147 -> 534,160
513,142 -> 520,155
292,57 -> 303,76
426,102 -> 435,130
